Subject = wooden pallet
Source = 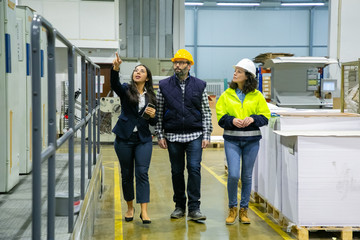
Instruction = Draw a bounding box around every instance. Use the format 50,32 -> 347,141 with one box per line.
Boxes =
284,222 -> 360,240
252,192 -> 265,204
252,192 -> 360,240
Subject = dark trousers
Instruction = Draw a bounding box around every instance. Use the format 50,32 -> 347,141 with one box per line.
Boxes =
114,133 -> 152,203
166,136 -> 203,212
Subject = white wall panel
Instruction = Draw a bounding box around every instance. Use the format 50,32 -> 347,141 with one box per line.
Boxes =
186,7 -> 329,80
184,9 -> 194,46
43,1 -> 79,39
18,0 -> 43,14
18,0 -> 118,43
197,10 -> 309,46
339,0 -> 360,62
173,0 -> 185,51
194,47 -> 308,80
312,47 -> 328,58
79,2 -> 115,40
313,9 -> 329,46
328,0 -> 360,90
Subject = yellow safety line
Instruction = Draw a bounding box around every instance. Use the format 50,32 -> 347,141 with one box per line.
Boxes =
248,205 -> 293,240
201,162 -> 293,240
201,163 -> 227,186
114,162 -> 123,240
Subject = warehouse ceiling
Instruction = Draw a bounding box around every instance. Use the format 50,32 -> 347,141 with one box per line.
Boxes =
185,0 -> 329,8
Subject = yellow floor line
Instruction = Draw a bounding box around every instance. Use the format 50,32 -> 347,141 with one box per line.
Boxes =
201,162 -> 293,240
114,162 -> 123,240
201,163 -> 227,186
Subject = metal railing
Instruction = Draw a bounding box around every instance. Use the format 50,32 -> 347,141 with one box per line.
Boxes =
31,14 -> 101,239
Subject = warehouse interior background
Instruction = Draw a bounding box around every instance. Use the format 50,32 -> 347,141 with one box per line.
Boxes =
15,0 -> 360,101
2,0 -> 360,239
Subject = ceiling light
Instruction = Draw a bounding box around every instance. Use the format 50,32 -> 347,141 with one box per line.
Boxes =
185,2 -> 204,6
216,2 -> 260,6
281,2 -> 325,6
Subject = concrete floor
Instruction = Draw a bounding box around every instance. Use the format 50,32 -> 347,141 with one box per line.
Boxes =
92,144 -> 359,240
2,141 -> 358,239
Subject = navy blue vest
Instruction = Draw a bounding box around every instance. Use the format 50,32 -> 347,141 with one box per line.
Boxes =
159,75 -> 206,133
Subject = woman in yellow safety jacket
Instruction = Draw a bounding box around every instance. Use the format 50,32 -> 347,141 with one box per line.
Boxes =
216,58 -> 270,225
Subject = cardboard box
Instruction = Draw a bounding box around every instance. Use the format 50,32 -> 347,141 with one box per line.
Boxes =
211,108 -> 223,136
208,95 -> 216,109
332,97 -> 346,109
209,96 -> 223,136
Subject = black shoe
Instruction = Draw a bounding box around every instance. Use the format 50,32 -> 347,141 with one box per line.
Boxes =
188,210 -> 206,221
170,207 -> 185,219
125,208 -> 135,222
140,214 -> 151,224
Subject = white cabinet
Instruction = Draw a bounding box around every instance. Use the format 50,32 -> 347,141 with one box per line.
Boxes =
16,6 -> 33,174
0,0 -> 20,192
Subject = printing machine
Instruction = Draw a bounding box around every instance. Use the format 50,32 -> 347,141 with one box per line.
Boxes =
263,57 -> 338,109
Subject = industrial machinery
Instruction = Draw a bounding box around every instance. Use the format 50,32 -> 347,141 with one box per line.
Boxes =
0,0 -> 20,191
99,97 -> 121,142
263,57 -> 338,109
15,6 -> 48,174
93,57 -> 173,143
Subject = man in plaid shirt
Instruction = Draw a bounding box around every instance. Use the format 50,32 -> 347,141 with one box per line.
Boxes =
155,49 -> 213,221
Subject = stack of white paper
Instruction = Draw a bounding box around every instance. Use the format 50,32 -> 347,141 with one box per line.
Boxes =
254,110 -> 360,223
277,132 -> 360,226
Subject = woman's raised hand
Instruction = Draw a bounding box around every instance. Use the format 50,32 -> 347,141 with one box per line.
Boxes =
113,52 -> 122,71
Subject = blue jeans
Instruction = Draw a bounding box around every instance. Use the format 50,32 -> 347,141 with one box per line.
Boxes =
224,139 -> 259,208
114,133 -> 152,203
166,136 -> 203,212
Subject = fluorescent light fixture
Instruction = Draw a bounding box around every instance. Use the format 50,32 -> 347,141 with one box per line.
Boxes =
185,2 -> 204,6
281,2 -> 325,6
216,2 -> 260,6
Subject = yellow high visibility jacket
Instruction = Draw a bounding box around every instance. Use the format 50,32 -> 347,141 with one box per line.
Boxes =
216,88 -> 271,141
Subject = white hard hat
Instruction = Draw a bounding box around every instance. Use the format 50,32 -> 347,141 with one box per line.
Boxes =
233,58 -> 256,77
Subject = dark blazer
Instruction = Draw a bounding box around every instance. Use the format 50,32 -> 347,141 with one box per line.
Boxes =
110,69 -> 157,143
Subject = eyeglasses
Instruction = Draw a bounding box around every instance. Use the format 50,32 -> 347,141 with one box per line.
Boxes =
173,61 -> 189,66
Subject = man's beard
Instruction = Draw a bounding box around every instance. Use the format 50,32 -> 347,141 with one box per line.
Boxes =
175,68 -> 187,78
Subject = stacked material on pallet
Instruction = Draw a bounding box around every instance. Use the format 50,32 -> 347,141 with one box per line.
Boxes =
254,52 -> 294,64
277,129 -> 360,226
255,104 -> 360,226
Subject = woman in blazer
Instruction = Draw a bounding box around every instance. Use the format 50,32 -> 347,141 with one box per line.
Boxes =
111,53 -> 157,224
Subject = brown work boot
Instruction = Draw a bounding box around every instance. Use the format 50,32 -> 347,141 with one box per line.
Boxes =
225,207 -> 238,225
239,208 -> 251,224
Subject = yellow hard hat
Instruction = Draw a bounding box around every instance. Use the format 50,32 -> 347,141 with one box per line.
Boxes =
171,49 -> 194,65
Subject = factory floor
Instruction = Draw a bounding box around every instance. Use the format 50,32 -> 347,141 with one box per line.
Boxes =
92,144 -> 359,240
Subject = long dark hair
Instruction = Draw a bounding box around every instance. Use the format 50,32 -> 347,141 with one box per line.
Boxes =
127,64 -> 156,106
229,71 -> 258,94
